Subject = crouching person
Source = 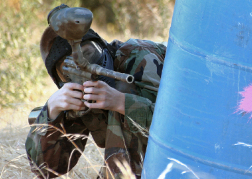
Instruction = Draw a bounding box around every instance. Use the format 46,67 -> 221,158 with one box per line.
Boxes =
25,4 -> 166,179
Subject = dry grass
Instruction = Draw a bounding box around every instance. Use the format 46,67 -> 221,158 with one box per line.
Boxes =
0,1 -> 173,176
0,79 -> 136,179
0,18 -> 141,178
0,79 -> 106,179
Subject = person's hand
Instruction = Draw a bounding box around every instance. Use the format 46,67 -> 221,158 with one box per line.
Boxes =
48,83 -> 86,120
83,81 -> 125,115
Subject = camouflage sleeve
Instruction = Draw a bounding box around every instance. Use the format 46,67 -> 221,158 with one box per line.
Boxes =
25,102 -> 89,178
114,38 -> 165,133
124,93 -> 154,133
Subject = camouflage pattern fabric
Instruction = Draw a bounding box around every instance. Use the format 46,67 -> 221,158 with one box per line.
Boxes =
25,38 -> 166,178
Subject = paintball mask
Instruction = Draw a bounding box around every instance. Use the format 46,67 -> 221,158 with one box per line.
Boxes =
80,40 -> 115,87
43,3 -> 133,88
41,25 -> 118,88
55,39 -> 116,87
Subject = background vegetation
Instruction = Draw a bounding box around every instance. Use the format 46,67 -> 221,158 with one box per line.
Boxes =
0,0 -> 80,108
0,0 -> 174,178
0,0 -> 174,109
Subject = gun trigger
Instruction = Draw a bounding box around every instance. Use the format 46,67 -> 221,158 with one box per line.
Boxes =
91,74 -> 99,81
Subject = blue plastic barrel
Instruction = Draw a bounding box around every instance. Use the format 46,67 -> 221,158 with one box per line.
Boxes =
142,0 -> 252,178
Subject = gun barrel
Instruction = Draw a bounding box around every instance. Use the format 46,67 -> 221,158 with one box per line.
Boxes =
63,57 -> 134,83
62,66 -> 92,79
86,64 -> 134,83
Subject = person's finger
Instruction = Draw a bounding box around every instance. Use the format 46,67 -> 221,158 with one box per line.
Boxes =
83,80 -> 97,87
60,89 -> 83,99
83,86 -> 101,94
83,93 -> 105,101
83,80 -> 106,88
64,82 -> 84,91
60,84 -> 84,99
69,97 -> 84,106
70,90 -> 84,99
84,101 -> 104,109
60,96 -> 83,108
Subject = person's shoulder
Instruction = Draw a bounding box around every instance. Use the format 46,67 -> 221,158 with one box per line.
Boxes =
116,38 -> 165,57
118,38 -> 166,53
109,39 -> 124,49
114,38 -> 166,73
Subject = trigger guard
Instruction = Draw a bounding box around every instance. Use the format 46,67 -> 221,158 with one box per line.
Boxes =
79,99 -> 96,115
65,100 -> 96,120
78,107 -> 91,115
91,74 -> 99,81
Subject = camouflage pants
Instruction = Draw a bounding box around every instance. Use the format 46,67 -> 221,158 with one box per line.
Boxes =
95,111 -> 147,179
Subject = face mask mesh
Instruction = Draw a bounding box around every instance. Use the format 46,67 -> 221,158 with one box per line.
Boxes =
80,41 -> 102,64
45,29 -> 117,88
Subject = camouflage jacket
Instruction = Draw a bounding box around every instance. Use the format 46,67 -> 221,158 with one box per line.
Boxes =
25,38 -> 166,178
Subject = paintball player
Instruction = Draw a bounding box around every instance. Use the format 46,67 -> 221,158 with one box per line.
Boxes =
25,4 -> 166,179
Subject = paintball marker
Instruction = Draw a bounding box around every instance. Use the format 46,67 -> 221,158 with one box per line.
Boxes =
28,4 -> 134,124
47,4 -> 134,84
28,4 -> 160,124
48,4 -> 134,119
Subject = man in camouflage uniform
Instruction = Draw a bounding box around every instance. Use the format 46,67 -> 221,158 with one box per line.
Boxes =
25,14 -> 166,178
